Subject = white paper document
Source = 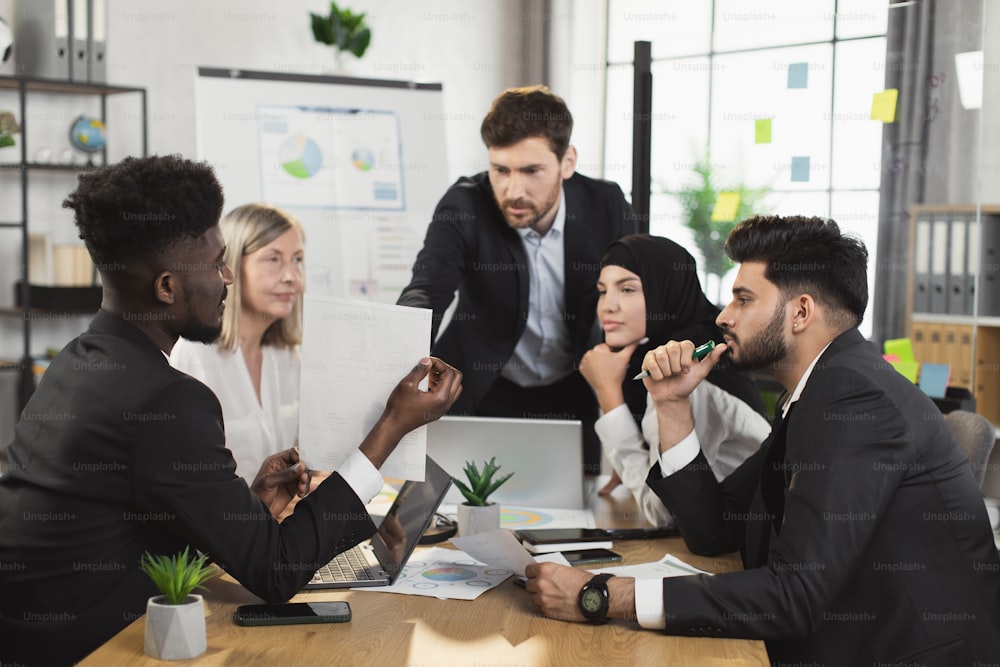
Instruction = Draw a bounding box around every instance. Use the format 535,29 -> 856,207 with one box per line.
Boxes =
593,553 -> 710,579
351,547 -> 512,600
451,530 -> 537,577
299,295 -> 431,480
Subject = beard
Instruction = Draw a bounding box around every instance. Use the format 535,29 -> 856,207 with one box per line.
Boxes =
178,281 -> 225,344
725,299 -> 788,371
499,180 -> 561,230
179,320 -> 222,345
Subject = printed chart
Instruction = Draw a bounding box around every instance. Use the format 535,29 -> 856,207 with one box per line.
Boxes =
257,104 -> 404,210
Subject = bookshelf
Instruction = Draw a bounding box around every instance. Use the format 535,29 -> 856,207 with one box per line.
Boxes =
908,205 -> 1000,425
0,75 -> 147,409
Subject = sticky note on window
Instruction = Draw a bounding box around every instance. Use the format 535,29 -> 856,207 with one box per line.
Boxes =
790,156 -> 810,182
870,89 -> 898,123
755,118 -> 772,144
884,338 -> 915,362
787,62 -> 808,89
918,363 -> 951,398
711,192 -> 741,222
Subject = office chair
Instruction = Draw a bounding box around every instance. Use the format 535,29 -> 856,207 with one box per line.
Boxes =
944,410 -> 997,489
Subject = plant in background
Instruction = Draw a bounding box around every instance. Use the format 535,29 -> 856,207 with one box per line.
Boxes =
310,2 -> 372,67
0,111 -> 20,149
454,458 -> 514,506
140,546 -> 218,605
673,152 -> 771,303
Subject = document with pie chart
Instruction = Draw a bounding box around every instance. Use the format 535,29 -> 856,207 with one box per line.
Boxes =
256,104 -> 405,211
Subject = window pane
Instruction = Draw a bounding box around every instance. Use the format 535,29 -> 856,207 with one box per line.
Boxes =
831,190 -> 880,338
713,0 -> 834,52
651,57 -> 711,192
608,0 -> 711,62
834,0 -> 889,39
831,38 -> 887,189
711,44 -> 833,191
604,63 -> 634,192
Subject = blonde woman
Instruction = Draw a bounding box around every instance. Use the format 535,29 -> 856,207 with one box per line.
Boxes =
171,203 -> 304,482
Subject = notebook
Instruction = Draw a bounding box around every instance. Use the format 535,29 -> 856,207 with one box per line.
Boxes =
304,455 -> 452,590
427,415 -> 586,510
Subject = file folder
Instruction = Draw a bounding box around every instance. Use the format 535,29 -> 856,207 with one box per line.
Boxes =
928,218 -> 949,314
70,0 -> 88,82
87,0 -> 106,83
946,216 -> 967,315
979,215 -> 999,316
965,218 -> 979,316
14,0 -> 71,80
912,217 -> 931,313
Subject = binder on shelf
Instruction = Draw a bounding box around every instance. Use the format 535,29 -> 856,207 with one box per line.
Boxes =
70,0 -> 88,82
86,0 -> 106,83
979,214 -> 999,317
14,0 -> 71,80
929,218 -> 949,314
965,218 -> 979,316
912,216 -> 932,313
946,216 -> 968,315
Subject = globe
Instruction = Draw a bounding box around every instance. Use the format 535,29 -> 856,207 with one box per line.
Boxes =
69,116 -> 107,154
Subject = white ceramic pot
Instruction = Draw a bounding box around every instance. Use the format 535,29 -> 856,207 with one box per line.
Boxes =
457,502 -> 500,536
144,594 -> 207,660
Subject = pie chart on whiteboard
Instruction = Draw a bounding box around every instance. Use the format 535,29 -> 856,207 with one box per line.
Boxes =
279,134 -> 323,179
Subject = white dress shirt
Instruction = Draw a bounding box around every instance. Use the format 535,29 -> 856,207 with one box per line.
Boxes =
594,381 -> 771,528
633,346 -> 830,629
501,189 -> 575,387
170,339 -> 382,503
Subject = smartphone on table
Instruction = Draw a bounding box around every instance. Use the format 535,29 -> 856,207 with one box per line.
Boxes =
561,548 -> 622,565
234,601 -> 351,626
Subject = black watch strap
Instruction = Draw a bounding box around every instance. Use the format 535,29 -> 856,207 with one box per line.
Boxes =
578,573 -> 615,624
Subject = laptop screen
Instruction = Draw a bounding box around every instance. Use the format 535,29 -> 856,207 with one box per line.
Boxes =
369,456 -> 452,580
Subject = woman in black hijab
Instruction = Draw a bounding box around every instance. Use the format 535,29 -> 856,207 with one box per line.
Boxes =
580,234 -> 770,526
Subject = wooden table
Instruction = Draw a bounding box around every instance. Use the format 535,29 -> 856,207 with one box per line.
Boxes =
81,481 -> 769,666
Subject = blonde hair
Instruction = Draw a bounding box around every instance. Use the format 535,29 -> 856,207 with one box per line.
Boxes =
218,203 -> 305,351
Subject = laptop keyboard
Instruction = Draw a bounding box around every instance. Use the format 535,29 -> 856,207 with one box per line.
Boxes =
310,547 -> 378,584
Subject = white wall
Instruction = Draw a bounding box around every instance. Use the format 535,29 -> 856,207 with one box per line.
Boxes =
0,0 -> 609,441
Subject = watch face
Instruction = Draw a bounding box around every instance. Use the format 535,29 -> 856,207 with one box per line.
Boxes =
581,587 -> 603,613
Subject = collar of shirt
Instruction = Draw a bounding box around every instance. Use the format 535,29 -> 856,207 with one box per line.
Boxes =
781,341 -> 833,419
514,186 -> 566,241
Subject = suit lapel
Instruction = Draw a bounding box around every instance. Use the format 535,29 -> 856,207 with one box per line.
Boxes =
760,403 -> 794,535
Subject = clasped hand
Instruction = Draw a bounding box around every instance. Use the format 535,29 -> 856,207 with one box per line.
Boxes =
640,340 -> 728,406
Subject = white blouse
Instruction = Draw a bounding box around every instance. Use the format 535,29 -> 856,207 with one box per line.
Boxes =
594,381 -> 772,527
170,339 -> 300,483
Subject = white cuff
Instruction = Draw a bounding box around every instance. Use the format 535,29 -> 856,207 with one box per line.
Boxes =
634,578 -> 667,629
657,429 -> 701,477
337,450 -> 384,504
593,404 -> 642,449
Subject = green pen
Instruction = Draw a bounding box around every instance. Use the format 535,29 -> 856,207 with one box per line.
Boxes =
632,340 -> 716,381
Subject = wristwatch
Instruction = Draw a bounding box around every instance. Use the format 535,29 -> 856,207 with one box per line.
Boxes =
578,573 -> 615,624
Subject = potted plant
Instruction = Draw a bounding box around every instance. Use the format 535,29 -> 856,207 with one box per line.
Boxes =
453,458 -> 514,536
673,152 -> 771,304
140,546 -> 218,660
310,2 -> 371,71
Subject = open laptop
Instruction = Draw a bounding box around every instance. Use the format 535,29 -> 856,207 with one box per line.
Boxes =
304,455 -> 452,589
427,416 -> 586,510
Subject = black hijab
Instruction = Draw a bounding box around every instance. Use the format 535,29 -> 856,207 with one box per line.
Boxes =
600,234 -> 766,427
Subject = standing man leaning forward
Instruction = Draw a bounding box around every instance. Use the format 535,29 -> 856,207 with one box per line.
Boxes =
527,215 -> 1000,665
397,86 -> 636,472
0,155 -> 462,666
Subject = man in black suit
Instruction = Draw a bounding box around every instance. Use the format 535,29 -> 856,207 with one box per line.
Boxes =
527,216 -> 1000,664
0,155 -> 462,666
398,86 -> 636,471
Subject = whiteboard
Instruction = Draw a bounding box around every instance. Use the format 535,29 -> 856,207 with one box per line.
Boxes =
195,68 -> 447,304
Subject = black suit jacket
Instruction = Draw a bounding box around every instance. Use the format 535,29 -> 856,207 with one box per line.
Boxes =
648,329 -> 1000,665
397,171 -> 636,413
0,311 -> 376,666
